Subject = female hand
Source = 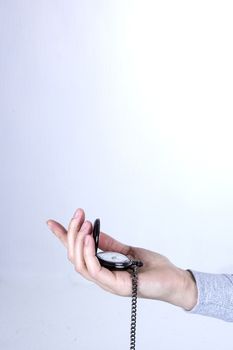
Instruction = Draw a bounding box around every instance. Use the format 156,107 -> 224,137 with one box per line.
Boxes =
46,208 -> 197,310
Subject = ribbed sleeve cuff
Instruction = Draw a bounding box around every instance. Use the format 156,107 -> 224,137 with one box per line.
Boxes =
184,269 -> 233,322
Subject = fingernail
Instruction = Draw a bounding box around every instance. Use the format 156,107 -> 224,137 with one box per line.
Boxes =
73,209 -> 80,218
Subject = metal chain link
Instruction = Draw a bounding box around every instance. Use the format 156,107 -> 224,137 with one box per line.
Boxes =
129,264 -> 139,350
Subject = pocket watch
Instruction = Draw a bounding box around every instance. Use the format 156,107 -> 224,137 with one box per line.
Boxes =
93,218 -> 143,270
92,218 -> 143,350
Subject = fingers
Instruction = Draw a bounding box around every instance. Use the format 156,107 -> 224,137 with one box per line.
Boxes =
73,219 -> 94,281
47,220 -> 68,248
67,208 -> 85,262
47,210 -> 130,294
98,231 -> 132,256
72,221 -> 117,289
82,234 -> 117,289
46,208 -> 86,260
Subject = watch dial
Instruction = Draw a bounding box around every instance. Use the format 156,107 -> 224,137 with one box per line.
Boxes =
97,251 -> 130,264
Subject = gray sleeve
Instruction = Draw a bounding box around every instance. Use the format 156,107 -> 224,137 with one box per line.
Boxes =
184,269 -> 233,322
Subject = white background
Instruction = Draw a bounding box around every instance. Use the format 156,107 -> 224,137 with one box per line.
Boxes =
0,1 -> 233,349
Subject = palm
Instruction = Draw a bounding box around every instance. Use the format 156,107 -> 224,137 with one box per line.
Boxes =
110,247 -> 179,300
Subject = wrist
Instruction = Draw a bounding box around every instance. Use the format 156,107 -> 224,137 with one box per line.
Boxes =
180,269 -> 198,310
167,268 -> 198,310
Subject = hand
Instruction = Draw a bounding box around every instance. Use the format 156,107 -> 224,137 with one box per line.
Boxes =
46,208 -> 197,310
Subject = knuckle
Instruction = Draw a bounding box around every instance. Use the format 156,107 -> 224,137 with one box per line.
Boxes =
81,220 -> 92,231
68,218 -> 77,231
74,264 -> 81,273
87,266 -> 94,277
88,266 -> 100,279
67,252 -> 73,262
74,263 -> 84,274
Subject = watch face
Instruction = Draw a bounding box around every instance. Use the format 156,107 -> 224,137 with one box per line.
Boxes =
97,251 -> 132,270
97,251 -> 131,264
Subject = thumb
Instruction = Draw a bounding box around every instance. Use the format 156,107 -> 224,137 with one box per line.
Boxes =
98,231 -> 131,256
